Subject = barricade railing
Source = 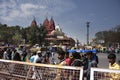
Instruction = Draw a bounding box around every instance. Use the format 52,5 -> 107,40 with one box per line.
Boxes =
0,59 -> 83,80
90,67 -> 120,80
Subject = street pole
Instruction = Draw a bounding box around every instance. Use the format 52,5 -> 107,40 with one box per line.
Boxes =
86,22 -> 90,45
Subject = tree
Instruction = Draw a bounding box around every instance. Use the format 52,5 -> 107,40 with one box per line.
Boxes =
21,28 -> 27,43
95,25 -> 120,47
26,25 -> 47,46
12,32 -> 22,44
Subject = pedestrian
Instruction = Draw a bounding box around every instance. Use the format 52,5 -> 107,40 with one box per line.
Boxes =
57,50 -> 66,65
70,52 -> 83,80
13,52 -> 21,61
29,52 -> 37,63
42,51 -> 51,64
3,49 -> 9,60
35,51 -> 43,63
70,52 -> 83,67
55,51 -> 67,80
107,53 -> 120,80
32,50 -> 43,79
64,52 -> 71,66
83,51 -> 97,80
12,51 -> 25,75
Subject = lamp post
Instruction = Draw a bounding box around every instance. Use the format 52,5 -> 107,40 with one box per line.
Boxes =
86,22 -> 90,45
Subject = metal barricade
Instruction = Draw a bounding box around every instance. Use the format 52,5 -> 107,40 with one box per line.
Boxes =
90,67 -> 120,80
0,59 -> 83,80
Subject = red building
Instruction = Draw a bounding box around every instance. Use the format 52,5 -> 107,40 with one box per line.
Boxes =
43,17 -> 55,34
30,17 -> 75,46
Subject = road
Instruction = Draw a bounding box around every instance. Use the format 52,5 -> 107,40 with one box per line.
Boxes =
97,53 -> 120,68
50,52 -> 120,68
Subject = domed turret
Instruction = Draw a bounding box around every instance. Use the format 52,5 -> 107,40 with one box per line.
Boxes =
55,24 -> 64,36
55,24 -> 62,32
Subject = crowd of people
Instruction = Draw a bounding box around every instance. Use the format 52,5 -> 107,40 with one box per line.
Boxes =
0,45 -> 119,80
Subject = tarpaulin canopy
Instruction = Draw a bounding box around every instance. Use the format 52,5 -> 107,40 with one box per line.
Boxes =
68,49 -> 97,53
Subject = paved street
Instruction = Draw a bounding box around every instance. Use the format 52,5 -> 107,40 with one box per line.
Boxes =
51,52 -> 120,68
97,53 -> 120,68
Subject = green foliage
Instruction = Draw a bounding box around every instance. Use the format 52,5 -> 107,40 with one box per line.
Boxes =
12,32 -> 22,44
0,23 -> 47,46
0,24 -> 21,43
21,25 -> 47,46
95,25 -> 120,46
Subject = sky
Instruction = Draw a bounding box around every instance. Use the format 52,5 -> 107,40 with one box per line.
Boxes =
0,0 -> 120,44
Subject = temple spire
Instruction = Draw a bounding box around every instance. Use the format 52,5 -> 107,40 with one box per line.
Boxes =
42,17 -> 55,34
30,16 -> 37,27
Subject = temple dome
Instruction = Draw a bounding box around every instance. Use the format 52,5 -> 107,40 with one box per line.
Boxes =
55,24 -> 62,32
